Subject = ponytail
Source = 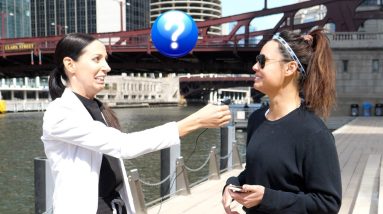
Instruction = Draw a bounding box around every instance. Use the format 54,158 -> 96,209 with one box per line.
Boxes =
276,29 -> 336,119
48,67 -> 66,100
303,29 -> 336,119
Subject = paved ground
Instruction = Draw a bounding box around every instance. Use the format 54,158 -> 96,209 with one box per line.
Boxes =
147,117 -> 383,214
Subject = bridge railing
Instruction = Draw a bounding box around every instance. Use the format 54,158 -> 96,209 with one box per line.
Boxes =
328,32 -> 383,48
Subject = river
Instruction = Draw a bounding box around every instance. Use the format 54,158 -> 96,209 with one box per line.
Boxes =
0,106 -> 247,213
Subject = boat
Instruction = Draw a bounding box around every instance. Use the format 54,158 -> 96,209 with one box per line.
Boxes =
0,100 -> 6,113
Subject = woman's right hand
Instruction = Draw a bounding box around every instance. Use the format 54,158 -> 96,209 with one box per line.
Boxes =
177,104 -> 231,137
193,104 -> 231,128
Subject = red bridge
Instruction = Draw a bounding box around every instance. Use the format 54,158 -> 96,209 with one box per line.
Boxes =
0,0 -> 381,77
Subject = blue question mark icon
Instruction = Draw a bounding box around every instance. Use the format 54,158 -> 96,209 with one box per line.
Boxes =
151,10 -> 198,58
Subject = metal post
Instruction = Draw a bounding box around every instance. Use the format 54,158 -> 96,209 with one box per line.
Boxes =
208,146 -> 220,180
38,50 -> 42,65
34,157 -> 54,214
120,1 -> 123,31
175,157 -> 190,195
232,142 -> 243,169
160,144 -> 180,197
220,125 -> 235,171
127,169 -> 147,214
31,51 -> 34,65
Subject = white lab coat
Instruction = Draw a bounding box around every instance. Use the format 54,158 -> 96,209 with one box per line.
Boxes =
41,88 -> 180,214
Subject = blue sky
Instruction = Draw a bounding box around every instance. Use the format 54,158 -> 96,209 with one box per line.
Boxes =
220,0 -> 299,31
221,0 -> 299,16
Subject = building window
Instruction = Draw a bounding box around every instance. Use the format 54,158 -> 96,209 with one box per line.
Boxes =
372,59 -> 379,72
342,60 -> 348,72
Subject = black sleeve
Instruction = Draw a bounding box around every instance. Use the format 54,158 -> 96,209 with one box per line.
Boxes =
256,130 -> 342,214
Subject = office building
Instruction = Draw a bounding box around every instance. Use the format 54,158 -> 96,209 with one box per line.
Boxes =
126,0 -> 150,31
0,0 -> 31,38
30,0 -> 149,37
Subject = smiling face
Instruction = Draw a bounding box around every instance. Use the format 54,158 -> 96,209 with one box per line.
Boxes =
252,40 -> 291,96
65,40 -> 111,99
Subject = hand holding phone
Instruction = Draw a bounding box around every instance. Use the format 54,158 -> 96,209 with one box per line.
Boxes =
228,185 -> 245,193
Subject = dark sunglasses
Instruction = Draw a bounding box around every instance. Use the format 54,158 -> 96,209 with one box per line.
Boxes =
255,54 -> 287,69
255,54 -> 267,69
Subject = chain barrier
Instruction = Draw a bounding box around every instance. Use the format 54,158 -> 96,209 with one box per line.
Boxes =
136,144 -> 246,186
219,150 -> 233,160
184,153 -> 211,172
235,143 -> 247,157
239,151 -> 246,157
139,173 -> 172,187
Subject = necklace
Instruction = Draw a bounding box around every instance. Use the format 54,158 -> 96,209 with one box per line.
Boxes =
264,103 -> 301,118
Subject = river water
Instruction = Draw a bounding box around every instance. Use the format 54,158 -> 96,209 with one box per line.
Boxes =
0,106 -> 247,213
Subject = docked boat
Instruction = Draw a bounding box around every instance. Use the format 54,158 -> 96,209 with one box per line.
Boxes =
0,100 -> 6,113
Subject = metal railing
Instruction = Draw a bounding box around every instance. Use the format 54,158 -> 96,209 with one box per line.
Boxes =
34,126 -> 246,214
128,143 -> 244,214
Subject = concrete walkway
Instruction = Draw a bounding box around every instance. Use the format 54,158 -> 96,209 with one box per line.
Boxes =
147,117 -> 383,214
336,117 -> 383,213
147,167 -> 245,214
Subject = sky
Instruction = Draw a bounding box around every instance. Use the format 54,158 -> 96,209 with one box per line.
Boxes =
220,0 -> 299,31
221,0 -> 299,16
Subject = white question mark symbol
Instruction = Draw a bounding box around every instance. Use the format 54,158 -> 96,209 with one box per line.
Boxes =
164,11 -> 185,50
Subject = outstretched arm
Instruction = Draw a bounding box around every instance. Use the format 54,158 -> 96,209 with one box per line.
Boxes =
177,104 -> 231,137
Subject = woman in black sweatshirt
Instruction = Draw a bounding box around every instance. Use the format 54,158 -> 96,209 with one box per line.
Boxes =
222,29 -> 341,214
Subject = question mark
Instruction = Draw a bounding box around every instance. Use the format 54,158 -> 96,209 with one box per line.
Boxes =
164,12 -> 185,50
151,10 -> 198,58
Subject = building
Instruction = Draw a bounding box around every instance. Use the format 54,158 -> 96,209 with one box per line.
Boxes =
30,0 -> 149,37
295,0 -> 383,116
97,73 -> 180,106
126,0 -> 150,31
0,73 -> 180,112
150,0 -> 222,35
0,0 -> 31,38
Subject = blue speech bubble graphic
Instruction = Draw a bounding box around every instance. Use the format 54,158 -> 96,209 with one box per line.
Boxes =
151,10 -> 198,58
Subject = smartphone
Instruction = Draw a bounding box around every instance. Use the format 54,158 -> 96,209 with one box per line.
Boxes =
228,185 -> 244,193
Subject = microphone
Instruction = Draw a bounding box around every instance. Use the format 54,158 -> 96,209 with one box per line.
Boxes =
220,98 -> 231,105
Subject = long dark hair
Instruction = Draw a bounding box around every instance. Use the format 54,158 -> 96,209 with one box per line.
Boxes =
49,33 -> 121,130
275,29 -> 336,119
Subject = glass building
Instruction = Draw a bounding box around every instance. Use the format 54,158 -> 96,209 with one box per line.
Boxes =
126,0 -> 150,31
31,0 -> 97,37
0,0 -> 31,38
30,0 -> 149,37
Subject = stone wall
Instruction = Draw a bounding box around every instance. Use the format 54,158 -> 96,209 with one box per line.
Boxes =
331,37 -> 383,116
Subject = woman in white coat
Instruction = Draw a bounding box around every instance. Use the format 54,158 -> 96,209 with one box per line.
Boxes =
41,33 -> 231,214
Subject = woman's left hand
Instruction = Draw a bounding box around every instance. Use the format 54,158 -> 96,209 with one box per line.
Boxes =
229,185 -> 265,209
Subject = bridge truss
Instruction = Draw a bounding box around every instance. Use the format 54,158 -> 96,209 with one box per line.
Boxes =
0,0 -> 381,77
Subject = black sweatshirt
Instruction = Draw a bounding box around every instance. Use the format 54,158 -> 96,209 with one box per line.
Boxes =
226,106 -> 342,214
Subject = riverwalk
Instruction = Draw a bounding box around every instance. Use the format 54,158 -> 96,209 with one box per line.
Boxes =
147,117 -> 383,214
